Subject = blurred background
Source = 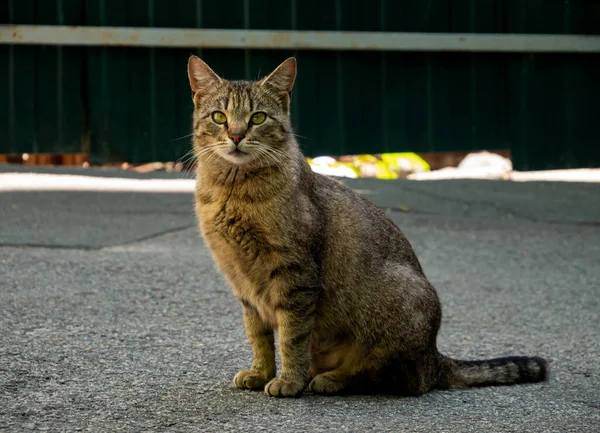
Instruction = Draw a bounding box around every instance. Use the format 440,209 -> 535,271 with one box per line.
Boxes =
1,0 -> 599,174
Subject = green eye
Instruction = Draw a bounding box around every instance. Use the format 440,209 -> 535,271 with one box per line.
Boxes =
251,112 -> 266,125
212,111 -> 227,124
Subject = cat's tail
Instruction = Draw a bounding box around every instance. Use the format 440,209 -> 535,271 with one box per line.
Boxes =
437,354 -> 548,389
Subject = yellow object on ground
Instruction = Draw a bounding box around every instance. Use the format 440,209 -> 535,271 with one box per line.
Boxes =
307,152 -> 430,180
381,153 -> 430,173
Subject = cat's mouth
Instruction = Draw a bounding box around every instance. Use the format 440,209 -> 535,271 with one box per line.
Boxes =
219,147 -> 255,165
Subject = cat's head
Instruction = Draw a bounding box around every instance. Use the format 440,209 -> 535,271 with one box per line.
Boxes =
187,56 -> 296,167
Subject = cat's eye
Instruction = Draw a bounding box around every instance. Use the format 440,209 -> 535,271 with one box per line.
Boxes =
250,112 -> 266,125
212,111 -> 227,125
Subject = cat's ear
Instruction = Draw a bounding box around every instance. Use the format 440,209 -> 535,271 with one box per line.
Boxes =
258,57 -> 296,99
187,55 -> 222,102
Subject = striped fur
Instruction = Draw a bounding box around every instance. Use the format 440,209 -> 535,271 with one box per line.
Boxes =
187,56 -> 548,398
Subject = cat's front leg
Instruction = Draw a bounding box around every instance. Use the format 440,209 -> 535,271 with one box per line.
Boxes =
234,303 -> 276,390
265,286 -> 319,398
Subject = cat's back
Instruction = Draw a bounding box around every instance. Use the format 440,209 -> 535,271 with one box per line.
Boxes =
311,173 -> 423,276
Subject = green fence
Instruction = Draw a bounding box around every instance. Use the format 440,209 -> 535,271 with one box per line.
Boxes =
1,0 -> 600,170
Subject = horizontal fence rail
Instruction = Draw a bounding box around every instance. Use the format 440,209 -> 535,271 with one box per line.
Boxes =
2,25 -> 600,53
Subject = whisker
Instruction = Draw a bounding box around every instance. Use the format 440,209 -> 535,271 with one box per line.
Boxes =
250,147 -> 270,168
176,148 -> 195,163
174,148 -> 198,179
171,133 -> 194,142
181,167 -> 195,181
205,149 -> 223,167
181,153 -> 196,165
258,147 -> 281,168
242,143 -> 268,166
287,132 -> 309,140
268,153 -> 286,169
202,143 -> 229,167
251,145 -> 285,169
263,151 -> 283,168
179,155 -> 194,166
192,141 -> 229,171
249,143 -> 288,164
254,148 -> 268,169
180,166 -> 195,180
266,146 -> 288,157
178,155 -> 196,169
180,158 -> 197,179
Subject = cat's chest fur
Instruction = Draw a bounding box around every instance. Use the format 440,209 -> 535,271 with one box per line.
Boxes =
196,186 -> 311,322
202,199 -> 280,263
194,165 -> 319,324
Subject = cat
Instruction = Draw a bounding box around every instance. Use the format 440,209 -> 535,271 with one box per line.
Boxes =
187,55 -> 548,398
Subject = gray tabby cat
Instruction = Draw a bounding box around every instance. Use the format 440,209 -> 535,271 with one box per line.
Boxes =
187,55 -> 548,397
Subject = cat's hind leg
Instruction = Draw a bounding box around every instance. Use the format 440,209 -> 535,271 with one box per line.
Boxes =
307,344 -> 370,395
308,348 -> 441,396
308,370 -> 349,394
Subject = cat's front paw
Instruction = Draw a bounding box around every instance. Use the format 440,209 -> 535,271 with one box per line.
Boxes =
233,370 -> 270,390
264,377 -> 306,398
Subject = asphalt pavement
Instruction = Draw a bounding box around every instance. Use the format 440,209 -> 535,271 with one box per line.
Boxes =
1,166 -> 599,432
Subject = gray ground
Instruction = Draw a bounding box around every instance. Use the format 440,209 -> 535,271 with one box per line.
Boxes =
1,166 -> 599,432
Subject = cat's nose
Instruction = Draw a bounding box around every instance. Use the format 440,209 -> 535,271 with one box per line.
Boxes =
228,131 -> 245,145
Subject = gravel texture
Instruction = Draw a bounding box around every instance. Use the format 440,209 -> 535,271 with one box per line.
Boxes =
1,169 -> 599,432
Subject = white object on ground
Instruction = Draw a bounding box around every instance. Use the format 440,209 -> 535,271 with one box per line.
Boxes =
406,151 -> 600,182
0,173 -> 196,192
458,151 -> 512,172
510,169 -> 600,183
308,156 -> 359,179
408,151 -> 513,180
